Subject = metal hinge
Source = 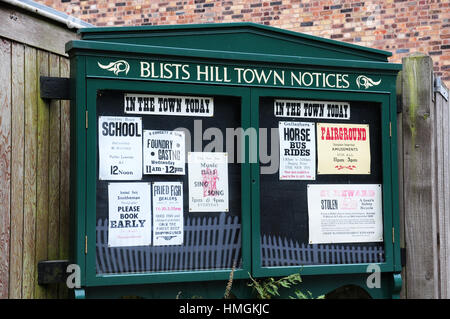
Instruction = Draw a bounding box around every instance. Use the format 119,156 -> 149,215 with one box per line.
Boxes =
392,227 -> 395,243
389,122 -> 392,137
401,247 -> 406,267
434,76 -> 449,101
85,236 -> 88,254
85,110 -> 88,129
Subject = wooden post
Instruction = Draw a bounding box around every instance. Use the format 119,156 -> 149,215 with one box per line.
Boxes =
401,54 -> 450,299
401,54 -> 439,298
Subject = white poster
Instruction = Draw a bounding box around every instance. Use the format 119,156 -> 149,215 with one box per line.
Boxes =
279,121 -> 316,180
108,182 -> 152,247
307,184 -> 383,244
124,93 -> 213,117
274,100 -> 350,120
143,130 -> 185,175
188,152 -> 229,212
152,182 -> 184,246
98,116 -> 143,180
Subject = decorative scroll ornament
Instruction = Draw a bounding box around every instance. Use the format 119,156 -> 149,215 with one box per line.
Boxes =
356,75 -> 381,89
97,60 -> 130,75
335,165 -> 357,171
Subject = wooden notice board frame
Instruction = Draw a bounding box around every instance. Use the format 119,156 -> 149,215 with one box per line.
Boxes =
67,22 -> 402,298
84,80 -> 252,287
250,88 -> 394,278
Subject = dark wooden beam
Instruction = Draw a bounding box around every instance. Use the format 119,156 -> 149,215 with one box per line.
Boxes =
40,76 -> 71,100
37,260 -> 71,285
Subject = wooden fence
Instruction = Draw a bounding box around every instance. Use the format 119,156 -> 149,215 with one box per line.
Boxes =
399,54 -> 450,298
0,4 -> 79,299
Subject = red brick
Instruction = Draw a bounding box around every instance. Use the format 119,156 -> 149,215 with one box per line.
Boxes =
35,0 -> 450,87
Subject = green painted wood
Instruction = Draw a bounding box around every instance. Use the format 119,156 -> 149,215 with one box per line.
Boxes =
69,55 -> 87,286
390,79 -> 402,273
78,23 -> 391,62
66,40 -> 401,74
249,87 -> 395,279
75,274 -> 398,299
84,80 -> 252,287
68,24 -> 401,298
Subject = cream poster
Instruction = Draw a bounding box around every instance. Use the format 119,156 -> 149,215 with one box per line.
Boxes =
108,182 -> 152,247
188,152 -> 229,212
98,116 -> 143,180
152,182 -> 184,246
307,184 -> 383,244
278,121 -> 316,180
317,123 -> 370,175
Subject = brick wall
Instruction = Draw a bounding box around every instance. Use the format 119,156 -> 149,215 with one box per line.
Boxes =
37,0 -> 450,87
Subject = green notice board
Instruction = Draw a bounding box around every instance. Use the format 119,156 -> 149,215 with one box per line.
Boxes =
67,23 -> 402,299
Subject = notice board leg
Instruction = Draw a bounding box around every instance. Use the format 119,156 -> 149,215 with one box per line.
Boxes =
74,288 -> 86,299
391,273 -> 403,299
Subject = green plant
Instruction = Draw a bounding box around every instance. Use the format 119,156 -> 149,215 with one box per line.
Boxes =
248,272 -> 324,299
248,273 -> 301,299
290,290 -> 325,299
223,260 -> 236,299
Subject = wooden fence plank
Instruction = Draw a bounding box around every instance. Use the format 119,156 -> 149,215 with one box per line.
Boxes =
58,57 -> 70,299
0,38 -> 12,299
9,42 -> 25,299
397,70 -> 407,299
435,84 -> 445,299
22,46 -> 38,299
436,85 -> 450,299
402,54 -> 438,298
445,90 -> 450,299
47,53 -> 61,299
35,50 -> 49,299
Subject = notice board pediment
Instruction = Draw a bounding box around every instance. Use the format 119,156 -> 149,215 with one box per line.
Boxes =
78,22 -> 391,63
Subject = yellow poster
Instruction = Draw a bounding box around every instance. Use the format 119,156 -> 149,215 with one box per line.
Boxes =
317,123 -> 370,175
